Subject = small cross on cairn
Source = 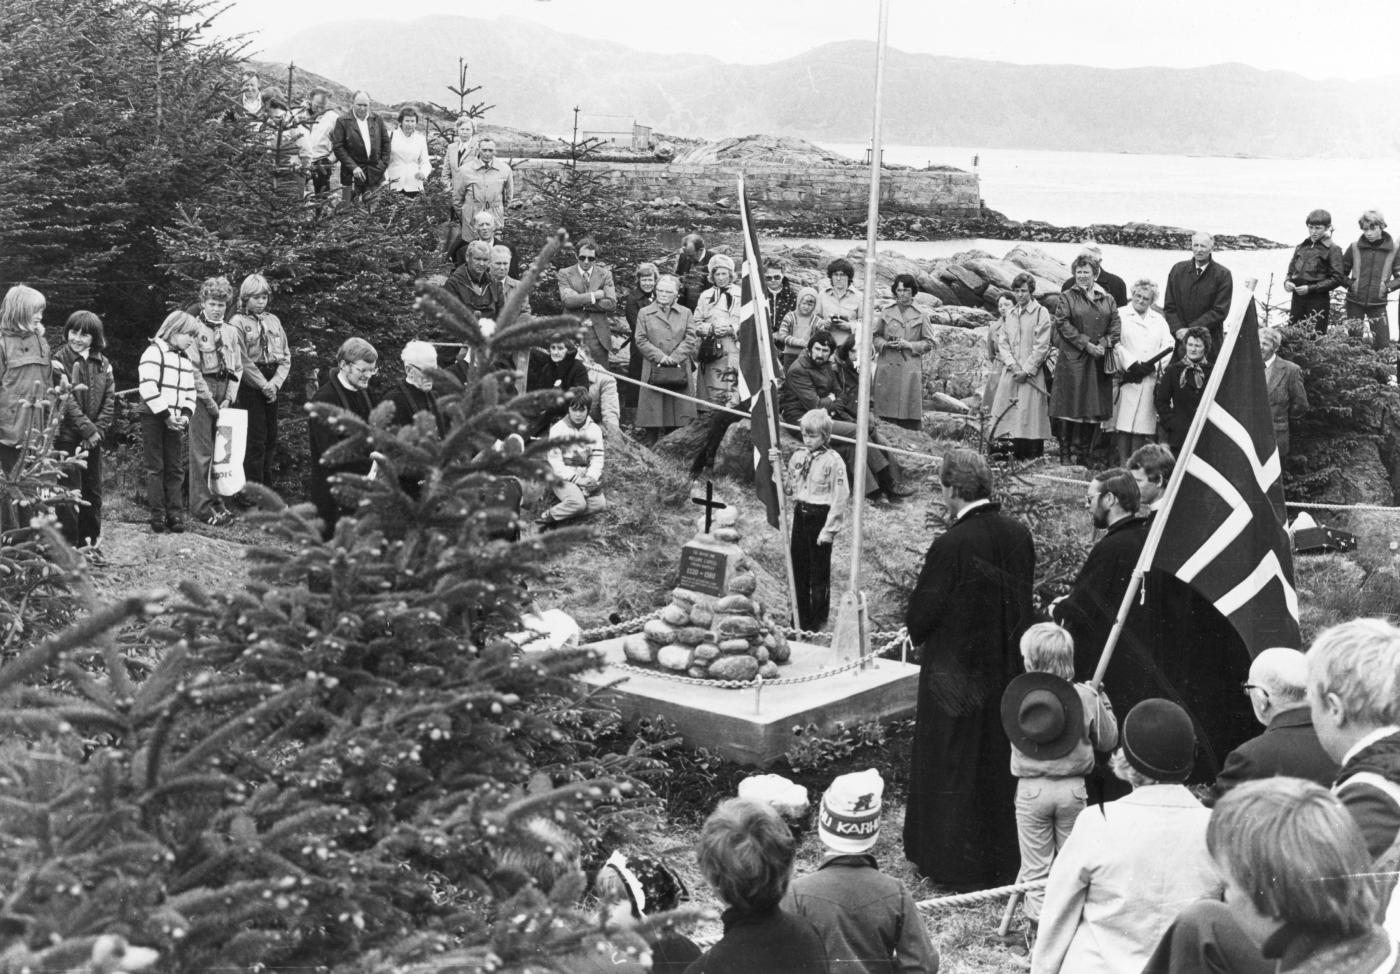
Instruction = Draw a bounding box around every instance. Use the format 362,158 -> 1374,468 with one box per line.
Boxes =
692,480 -> 727,534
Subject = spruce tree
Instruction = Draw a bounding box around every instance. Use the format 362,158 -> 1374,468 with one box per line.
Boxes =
0,238 -> 665,972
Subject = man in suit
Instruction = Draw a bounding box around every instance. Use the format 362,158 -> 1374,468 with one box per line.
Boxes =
1260,326 -> 1308,458
1209,647 -> 1339,805
558,237 -> 619,366
331,90 -> 389,201
904,449 -> 1035,892
1163,232 -> 1233,359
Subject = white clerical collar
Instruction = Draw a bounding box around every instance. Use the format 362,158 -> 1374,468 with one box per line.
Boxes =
1342,725 -> 1400,767
955,498 -> 992,521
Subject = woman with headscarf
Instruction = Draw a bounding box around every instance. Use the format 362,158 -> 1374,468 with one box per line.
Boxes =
872,273 -> 933,429
635,274 -> 697,445
1050,254 -> 1121,466
776,287 -> 821,371
693,254 -> 741,408
1154,326 -> 1212,456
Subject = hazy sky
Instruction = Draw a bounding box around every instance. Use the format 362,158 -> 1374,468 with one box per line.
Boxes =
214,0 -> 1396,82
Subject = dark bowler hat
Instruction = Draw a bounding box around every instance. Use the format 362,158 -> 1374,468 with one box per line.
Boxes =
1001,672 -> 1083,760
1121,699 -> 1195,783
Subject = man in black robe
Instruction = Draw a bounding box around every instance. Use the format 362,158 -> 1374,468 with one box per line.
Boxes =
904,449 -> 1035,891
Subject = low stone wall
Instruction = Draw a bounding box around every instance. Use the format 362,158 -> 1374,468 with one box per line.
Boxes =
513,159 -> 981,219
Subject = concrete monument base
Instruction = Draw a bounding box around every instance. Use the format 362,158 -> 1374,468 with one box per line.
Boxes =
580,636 -> 920,766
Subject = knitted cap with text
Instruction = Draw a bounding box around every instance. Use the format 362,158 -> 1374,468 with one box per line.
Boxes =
818,768 -> 883,854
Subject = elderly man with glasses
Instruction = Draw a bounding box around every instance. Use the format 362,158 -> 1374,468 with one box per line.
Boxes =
1207,647 -> 1338,805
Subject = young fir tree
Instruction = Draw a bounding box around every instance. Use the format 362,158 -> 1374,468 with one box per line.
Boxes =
0,237 -> 669,973
0,0 -> 248,366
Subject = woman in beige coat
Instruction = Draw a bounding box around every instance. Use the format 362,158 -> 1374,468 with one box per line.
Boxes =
634,274 -> 698,444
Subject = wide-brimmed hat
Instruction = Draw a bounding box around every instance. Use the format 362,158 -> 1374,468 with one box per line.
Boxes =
1121,698 -> 1195,783
1000,672 -> 1083,760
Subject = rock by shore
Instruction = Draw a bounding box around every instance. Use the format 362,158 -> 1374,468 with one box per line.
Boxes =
631,199 -> 1284,251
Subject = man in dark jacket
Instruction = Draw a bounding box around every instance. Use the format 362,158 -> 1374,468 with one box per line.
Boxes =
1285,208 -> 1346,331
1059,244 -> 1127,307
444,240 -> 502,323
1051,468 -> 1149,699
674,233 -> 713,311
904,449 -> 1035,891
1163,232 -> 1233,358
1342,209 -> 1400,351
331,90 -> 389,201
1208,647 -> 1338,805
779,331 -> 903,502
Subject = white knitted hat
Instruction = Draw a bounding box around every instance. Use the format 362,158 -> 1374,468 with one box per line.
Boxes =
818,768 -> 883,854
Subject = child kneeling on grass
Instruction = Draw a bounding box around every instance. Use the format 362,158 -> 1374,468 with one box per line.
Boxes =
1002,622 -> 1118,944
768,407 -> 849,631
782,768 -> 940,974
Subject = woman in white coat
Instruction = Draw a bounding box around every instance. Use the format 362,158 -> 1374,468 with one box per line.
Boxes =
1031,700 -> 1223,974
1111,279 -> 1175,463
385,108 -> 431,195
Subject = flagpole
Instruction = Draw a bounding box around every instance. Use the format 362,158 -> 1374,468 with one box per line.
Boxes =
738,174 -> 803,630
834,0 -> 891,663
1090,278 -> 1257,690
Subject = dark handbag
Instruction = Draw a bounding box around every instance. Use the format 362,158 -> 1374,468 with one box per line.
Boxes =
697,333 -> 723,364
650,363 -> 688,390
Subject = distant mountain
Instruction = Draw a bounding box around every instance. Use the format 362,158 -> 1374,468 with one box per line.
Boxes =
257,17 -> 1400,158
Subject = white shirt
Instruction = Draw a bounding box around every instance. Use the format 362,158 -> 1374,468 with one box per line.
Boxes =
307,110 -> 338,161
355,117 -> 371,157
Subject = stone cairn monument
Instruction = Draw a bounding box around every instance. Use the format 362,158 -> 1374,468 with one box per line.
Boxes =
620,492 -> 792,684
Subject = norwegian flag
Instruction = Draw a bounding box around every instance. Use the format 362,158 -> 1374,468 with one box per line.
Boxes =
737,176 -> 782,528
1151,297 -> 1301,652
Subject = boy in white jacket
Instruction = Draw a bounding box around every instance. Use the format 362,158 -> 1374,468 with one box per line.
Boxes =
540,388 -> 607,528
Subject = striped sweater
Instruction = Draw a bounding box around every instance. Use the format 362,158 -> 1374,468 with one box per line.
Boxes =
138,338 -> 197,417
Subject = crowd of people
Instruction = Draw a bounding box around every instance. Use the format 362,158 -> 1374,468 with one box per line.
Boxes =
575,613 -> 1398,973
3,80 -> 1400,974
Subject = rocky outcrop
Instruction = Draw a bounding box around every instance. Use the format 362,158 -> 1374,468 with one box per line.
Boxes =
672,134 -> 859,168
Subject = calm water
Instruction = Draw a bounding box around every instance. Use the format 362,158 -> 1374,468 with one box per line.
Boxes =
819,143 -> 1400,244
783,144 -> 1400,308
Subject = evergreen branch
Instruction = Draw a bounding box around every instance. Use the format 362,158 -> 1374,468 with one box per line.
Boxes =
166,685 -> 310,778
0,592 -> 165,699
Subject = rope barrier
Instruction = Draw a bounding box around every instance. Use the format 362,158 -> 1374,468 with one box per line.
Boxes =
599,364 -> 945,466
917,879 -> 1045,911
111,360 -> 1400,513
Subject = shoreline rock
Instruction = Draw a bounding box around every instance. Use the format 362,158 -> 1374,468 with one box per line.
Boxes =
628,202 -> 1284,251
